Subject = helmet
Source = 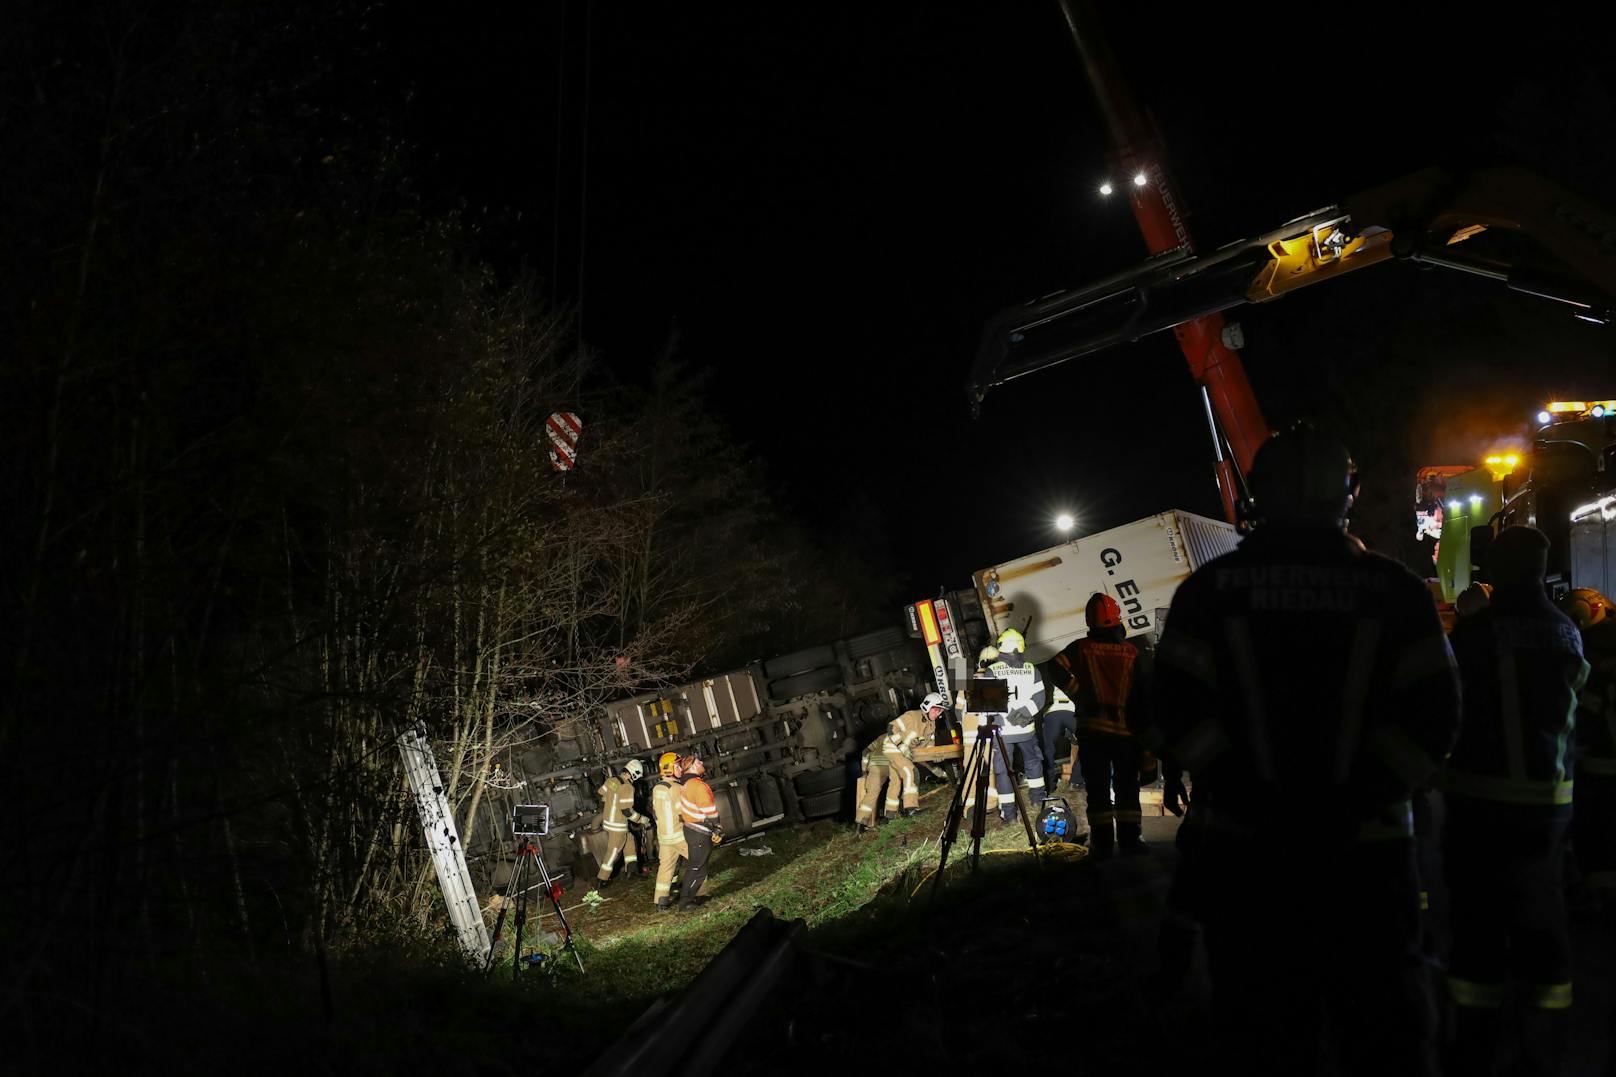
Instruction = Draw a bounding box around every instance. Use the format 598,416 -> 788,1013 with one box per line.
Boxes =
977,645 -> 999,668
1560,587 -> 1612,630
657,751 -> 680,777
679,755 -> 706,778
1455,582 -> 1493,619
1248,422 -> 1357,527
1085,593 -> 1122,630
623,759 -> 645,781
920,691 -> 946,713
996,628 -> 1026,655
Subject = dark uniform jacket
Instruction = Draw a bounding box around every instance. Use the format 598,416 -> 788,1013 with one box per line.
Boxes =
1578,618 -> 1616,779
1447,591 -> 1588,810
1145,524 -> 1461,839
1063,625 -> 1149,738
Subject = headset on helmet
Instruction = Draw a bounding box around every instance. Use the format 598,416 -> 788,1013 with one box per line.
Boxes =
920,691 -> 946,713
623,758 -> 645,780
977,645 -> 999,668
1086,593 -> 1122,630
657,751 -> 680,777
996,628 -> 1026,655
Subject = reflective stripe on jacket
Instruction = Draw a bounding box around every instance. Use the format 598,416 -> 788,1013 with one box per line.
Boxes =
1069,634 -> 1141,738
1146,525 -> 1461,838
885,708 -> 933,757
987,656 -> 1045,734
680,776 -> 721,831
597,775 -> 636,832
652,777 -> 684,843
1447,599 -> 1588,808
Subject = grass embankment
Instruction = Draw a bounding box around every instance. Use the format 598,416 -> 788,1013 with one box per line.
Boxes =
553,785 -> 1039,1003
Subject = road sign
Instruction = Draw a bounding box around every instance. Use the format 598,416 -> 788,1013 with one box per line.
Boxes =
546,411 -> 583,471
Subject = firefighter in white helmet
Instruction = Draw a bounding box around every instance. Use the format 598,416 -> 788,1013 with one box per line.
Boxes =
595,758 -> 650,889
986,628 -> 1047,823
856,692 -> 943,831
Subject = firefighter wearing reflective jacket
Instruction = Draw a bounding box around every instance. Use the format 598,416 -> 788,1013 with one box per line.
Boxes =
1444,528 -> 1588,1074
1143,423 -> 1461,1075
676,755 -> 721,911
1064,592 -> 1149,857
1562,587 -> 1616,909
651,752 -> 687,912
1041,676 -> 1079,794
987,628 -> 1047,822
856,693 -> 942,831
595,758 -> 649,889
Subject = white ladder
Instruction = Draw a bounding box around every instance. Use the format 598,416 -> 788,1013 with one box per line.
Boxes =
399,723 -> 491,960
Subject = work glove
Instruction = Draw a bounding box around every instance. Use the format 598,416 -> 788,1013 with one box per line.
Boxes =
710,825 -> 725,845
1163,773 -> 1189,817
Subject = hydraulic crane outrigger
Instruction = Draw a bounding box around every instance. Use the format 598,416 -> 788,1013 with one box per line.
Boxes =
971,0 -> 1616,526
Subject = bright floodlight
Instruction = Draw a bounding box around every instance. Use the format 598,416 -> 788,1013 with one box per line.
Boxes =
1469,494 -> 1483,503
1595,404 -> 1608,418
1132,172 -> 1148,187
1099,181 -> 1114,196
1055,513 -> 1075,532
1537,410 -> 1552,425
1449,500 -> 1461,511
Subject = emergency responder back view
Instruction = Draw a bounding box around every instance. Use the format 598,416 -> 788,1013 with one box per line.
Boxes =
1146,422 -> 1461,1076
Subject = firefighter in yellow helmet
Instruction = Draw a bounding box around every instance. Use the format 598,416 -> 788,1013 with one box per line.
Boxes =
651,752 -> 687,912
1560,587 -> 1616,912
595,757 -> 649,889
985,627 -> 1047,823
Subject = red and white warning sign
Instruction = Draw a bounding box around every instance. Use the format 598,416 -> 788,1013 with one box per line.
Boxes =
546,411 -> 583,472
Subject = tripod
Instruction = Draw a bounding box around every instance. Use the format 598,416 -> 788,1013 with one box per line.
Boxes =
932,715 -> 1041,899
486,840 -> 585,975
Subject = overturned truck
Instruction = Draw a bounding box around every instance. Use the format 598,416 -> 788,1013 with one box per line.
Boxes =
467,623 -> 943,888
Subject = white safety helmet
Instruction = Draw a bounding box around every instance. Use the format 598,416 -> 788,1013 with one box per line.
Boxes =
977,645 -> 999,668
623,758 -> 645,781
920,692 -> 946,714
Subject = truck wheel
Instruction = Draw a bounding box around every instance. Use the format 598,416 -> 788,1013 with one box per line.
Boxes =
797,790 -> 844,818
763,645 -> 838,680
846,625 -> 908,659
794,766 -> 846,797
778,774 -> 803,823
768,666 -> 844,701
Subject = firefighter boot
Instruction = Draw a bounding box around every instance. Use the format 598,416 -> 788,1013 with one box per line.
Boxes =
656,898 -> 672,913
1119,822 -> 1148,857
597,876 -> 613,891
1089,822 -> 1116,859
1446,1006 -> 1501,1076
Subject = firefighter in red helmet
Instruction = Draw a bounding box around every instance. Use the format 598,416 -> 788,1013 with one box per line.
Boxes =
1058,592 -> 1150,857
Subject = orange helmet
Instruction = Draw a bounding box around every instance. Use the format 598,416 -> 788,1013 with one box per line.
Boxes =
657,751 -> 680,777
1560,587 -> 1612,630
679,755 -> 706,778
1086,593 -> 1122,630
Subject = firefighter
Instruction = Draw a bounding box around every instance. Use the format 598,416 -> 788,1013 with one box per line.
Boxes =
1562,587 -> 1616,911
595,758 -> 649,889
1443,527 -> 1588,1076
677,755 -> 722,910
957,646 -> 1003,818
1066,592 -> 1150,857
651,752 -> 687,912
1144,422 -> 1460,1075
987,628 -> 1047,822
856,692 -> 943,831
1041,669 -> 1080,794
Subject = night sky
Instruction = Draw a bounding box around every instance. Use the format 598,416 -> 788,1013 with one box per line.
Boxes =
376,3 -> 1616,598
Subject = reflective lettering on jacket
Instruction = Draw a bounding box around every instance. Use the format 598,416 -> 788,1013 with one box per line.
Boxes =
1148,527 -> 1461,837
680,776 -> 720,832
652,777 -> 684,843
987,656 -> 1046,734
1447,606 -> 1588,807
